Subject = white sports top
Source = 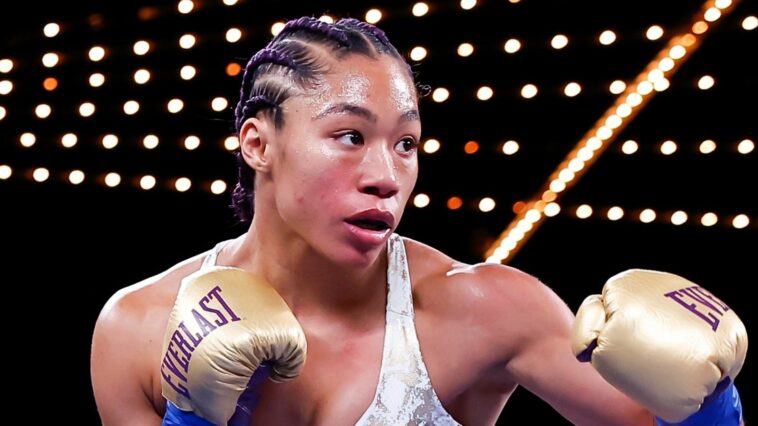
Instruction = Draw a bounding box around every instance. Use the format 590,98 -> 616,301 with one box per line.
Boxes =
202,234 -> 461,426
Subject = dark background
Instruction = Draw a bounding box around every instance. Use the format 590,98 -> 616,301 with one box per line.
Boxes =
2,0 -> 755,424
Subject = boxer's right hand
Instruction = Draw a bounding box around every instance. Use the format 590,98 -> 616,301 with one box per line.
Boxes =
160,266 -> 307,426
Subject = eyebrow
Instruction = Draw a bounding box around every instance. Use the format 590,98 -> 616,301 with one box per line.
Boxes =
313,102 -> 419,124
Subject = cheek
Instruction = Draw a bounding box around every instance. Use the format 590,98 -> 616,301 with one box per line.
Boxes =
288,152 -> 353,208
399,160 -> 419,194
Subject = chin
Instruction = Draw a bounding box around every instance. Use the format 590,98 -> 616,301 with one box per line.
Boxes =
310,223 -> 388,267
331,244 -> 385,269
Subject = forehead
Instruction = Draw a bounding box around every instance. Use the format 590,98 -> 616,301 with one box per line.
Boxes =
305,54 -> 418,115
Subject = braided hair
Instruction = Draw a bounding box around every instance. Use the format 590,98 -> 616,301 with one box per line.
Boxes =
231,16 -> 415,224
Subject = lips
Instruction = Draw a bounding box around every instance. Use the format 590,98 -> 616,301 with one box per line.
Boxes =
345,209 -> 395,231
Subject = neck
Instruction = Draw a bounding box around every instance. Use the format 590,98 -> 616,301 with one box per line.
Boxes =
229,212 -> 388,324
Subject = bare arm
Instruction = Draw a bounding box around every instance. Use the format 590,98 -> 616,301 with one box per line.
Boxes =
91,288 -> 164,426
481,266 -> 656,426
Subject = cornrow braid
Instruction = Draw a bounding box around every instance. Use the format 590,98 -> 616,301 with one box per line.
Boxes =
230,15 -> 417,224
234,48 -> 297,133
237,95 -> 275,131
231,151 -> 255,222
273,16 -> 350,46
336,18 -> 391,49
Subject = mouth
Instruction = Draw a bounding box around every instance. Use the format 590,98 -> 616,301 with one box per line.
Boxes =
345,209 -> 395,232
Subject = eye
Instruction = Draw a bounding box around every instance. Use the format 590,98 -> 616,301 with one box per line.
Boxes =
336,131 -> 363,147
395,137 -> 418,154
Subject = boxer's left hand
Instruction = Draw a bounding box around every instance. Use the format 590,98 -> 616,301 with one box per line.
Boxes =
571,269 -> 748,424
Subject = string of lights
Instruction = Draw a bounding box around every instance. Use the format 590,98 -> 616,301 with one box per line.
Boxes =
483,0 -> 750,263
0,0 -> 754,263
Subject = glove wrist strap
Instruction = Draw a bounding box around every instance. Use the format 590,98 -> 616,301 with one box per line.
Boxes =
655,381 -> 743,426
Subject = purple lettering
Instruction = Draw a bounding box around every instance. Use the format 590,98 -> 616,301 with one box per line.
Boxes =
170,327 -> 195,364
202,285 -> 241,325
678,286 -> 722,315
161,351 -> 190,398
691,286 -> 730,312
191,308 -> 218,337
178,321 -> 203,347
168,335 -> 190,372
199,297 -> 228,326
664,288 -> 721,331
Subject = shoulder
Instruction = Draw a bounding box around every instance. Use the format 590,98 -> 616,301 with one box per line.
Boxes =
403,237 -> 574,355
96,250 -> 210,329
90,248 -> 215,422
91,247 -> 216,371
403,236 -> 563,310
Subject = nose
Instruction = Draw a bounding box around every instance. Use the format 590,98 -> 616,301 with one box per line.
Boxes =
358,144 -> 399,199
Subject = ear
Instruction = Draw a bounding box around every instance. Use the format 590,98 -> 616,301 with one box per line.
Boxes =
239,116 -> 273,173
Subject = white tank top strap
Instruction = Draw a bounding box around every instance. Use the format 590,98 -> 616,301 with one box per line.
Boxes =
386,233 -> 414,316
355,234 -> 461,426
200,239 -> 234,270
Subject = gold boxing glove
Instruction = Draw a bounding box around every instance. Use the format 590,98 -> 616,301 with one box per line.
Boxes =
571,269 -> 747,423
161,266 -> 307,425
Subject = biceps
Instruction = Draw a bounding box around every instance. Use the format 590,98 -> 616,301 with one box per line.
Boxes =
91,321 -> 162,425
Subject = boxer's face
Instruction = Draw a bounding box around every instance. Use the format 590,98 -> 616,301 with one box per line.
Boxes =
271,54 -> 420,266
